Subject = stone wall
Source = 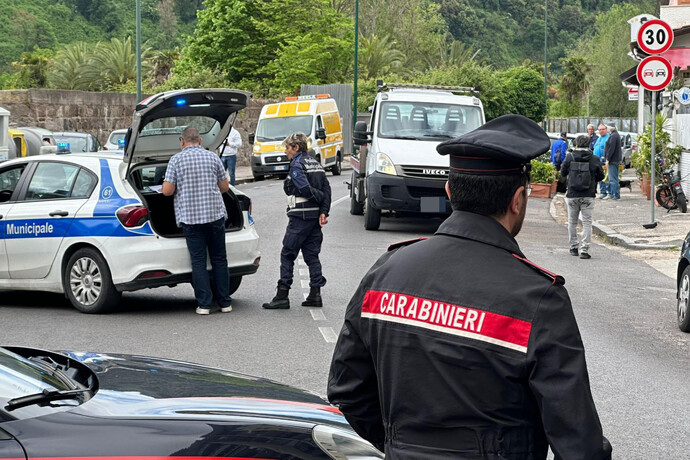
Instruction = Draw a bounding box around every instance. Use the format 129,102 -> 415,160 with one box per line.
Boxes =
0,89 -> 278,166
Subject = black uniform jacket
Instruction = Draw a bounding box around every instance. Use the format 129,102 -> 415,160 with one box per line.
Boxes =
284,151 -> 331,219
328,211 -> 612,460
561,148 -> 605,198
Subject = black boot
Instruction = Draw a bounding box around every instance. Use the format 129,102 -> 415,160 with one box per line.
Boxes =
301,286 -> 323,308
263,284 -> 290,309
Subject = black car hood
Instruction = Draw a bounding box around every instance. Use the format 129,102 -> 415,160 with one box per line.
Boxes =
62,351 -> 348,428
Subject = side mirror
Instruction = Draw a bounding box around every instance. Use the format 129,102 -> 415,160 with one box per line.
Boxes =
248,133 -> 255,144
315,128 -> 326,140
353,121 -> 371,146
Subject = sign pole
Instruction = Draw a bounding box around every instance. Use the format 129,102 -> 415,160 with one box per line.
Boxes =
649,90 -> 656,226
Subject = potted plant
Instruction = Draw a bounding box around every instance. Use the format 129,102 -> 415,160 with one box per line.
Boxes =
631,114 -> 683,200
530,159 -> 557,198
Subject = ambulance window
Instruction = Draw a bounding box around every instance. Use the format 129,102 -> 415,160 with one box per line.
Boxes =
25,163 -> 80,201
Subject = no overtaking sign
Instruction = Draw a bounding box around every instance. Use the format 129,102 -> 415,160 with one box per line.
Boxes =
637,56 -> 673,91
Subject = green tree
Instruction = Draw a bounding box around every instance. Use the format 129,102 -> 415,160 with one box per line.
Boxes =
47,42 -> 100,90
359,35 -> 404,80
12,47 -> 54,87
499,65 -> 547,122
92,37 -> 151,90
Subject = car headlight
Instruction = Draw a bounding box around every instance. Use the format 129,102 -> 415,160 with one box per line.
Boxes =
253,144 -> 261,154
313,425 -> 384,459
375,152 -> 396,175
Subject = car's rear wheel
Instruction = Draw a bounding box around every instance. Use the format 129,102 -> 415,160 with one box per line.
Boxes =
229,276 -> 242,296
64,248 -> 121,314
678,266 -> 690,332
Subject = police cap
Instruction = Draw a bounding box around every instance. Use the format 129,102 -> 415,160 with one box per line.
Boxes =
436,114 -> 551,175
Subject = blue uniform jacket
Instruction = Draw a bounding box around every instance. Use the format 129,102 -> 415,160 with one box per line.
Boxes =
283,151 -> 332,220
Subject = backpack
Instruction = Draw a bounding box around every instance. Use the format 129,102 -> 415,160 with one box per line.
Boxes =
566,153 -> 591,192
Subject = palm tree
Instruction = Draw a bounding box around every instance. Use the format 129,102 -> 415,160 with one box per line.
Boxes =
47,42 -> 100,90
12,48 -> 53,87
442,41 -> 481,67
359,34 -> 404,80
149,48 -> 181,86
559,56 -> 592,104
92,37 -> 150,90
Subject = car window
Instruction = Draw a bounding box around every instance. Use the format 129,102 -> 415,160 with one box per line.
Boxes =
378,101 -> 483,140
108,132 -> 126,144
0,164 -> 27,200
54,136 -> 88,153
140,116 -> 218,137
71,169 -> 98,198
256,116 -> 313,142
25,162 -> 80,201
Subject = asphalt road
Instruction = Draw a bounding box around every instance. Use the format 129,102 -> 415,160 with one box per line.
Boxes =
1,174 -> 688,458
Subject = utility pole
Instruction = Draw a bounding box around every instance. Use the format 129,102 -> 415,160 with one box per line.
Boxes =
353,0 -> 359,141
543,0 -> 548,128
136,0 -> 142,102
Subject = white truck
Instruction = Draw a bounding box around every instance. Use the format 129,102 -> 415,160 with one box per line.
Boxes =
350,83 -> 485,230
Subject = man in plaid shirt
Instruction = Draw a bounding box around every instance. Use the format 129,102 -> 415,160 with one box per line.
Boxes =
162,127 -> 232,315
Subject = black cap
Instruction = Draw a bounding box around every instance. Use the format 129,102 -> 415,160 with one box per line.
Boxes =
560,131 -> 567,137
436,114 -> 551,175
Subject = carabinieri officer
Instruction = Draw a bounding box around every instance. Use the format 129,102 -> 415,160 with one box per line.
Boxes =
327,115 -> 612,459
263,132 -> 331,310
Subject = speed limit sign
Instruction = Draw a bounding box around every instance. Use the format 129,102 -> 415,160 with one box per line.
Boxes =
637,19 -> 674,55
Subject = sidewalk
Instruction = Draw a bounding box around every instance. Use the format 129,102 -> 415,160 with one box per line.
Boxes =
549,168 -> 690,250
233,155 -> 352,185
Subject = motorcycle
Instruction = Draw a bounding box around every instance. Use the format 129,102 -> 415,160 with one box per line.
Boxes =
655,157 -> 687,213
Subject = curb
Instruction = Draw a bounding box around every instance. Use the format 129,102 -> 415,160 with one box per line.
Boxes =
549,195 -> 680,251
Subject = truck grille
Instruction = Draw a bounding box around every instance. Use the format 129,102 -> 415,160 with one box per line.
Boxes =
400,165 -> 449,180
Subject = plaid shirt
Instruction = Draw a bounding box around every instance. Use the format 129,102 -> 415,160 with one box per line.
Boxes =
165,145 -> 228,226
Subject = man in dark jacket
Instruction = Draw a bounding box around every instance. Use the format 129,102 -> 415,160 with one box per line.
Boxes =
587,123 -> 598,151
561,134 -> 606,259
604,124 -> 623,200
328,115 -> 612,459
263,132 -> 331,309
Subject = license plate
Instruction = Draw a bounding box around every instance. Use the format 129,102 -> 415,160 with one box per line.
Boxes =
420,196 -> 446,213
274,165 -> 287,171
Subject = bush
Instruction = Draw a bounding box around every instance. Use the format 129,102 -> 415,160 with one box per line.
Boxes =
633,114 -> 683,180
530,159 -> 557,184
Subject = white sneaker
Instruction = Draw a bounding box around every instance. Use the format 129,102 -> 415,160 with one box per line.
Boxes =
220,304 -> 233,313
601,196 -> 611,200
196,307 -> 211,315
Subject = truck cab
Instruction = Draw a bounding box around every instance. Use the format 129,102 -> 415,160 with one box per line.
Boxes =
351,83 -> 485,230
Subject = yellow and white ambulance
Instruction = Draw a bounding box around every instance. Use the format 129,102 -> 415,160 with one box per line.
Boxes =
249,94 -> 343,180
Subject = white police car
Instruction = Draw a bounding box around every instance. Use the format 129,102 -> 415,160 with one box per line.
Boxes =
0,89 -> 260,313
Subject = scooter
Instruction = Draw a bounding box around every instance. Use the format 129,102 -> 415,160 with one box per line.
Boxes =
655,158 -> 687,213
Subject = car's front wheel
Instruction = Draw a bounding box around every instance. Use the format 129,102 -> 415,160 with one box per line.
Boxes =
64,248 -> 121,314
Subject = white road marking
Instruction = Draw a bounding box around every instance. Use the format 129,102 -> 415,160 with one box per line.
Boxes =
310,309 -> 326,321
319,327 -> 338,343
299,268 -> 309,276
332,195 -> 349,207
301,280 -> 310,289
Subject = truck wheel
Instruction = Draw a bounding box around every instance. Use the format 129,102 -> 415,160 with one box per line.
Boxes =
331,155 -> 342,176
63,248 -> 121,314
350,172 -> 364,215
253,172 -> 265,182
364,197 -> 381,230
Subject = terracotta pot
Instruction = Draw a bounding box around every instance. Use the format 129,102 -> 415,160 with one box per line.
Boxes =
550,181 -> 558,194
531,182 -> 553,199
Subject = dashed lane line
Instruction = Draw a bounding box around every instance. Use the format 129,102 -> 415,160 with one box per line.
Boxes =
319,327 -> 338,343
332,195 -> 349,207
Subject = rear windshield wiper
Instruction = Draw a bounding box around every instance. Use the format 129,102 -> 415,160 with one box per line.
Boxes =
5,388 -> 91,411
423,134 -> 456,138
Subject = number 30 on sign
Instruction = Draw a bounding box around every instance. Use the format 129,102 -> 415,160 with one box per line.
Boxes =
637,19 -> 674,55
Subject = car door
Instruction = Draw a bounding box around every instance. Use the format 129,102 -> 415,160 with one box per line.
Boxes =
4,161 -> 93,279
0,162 -> 30,279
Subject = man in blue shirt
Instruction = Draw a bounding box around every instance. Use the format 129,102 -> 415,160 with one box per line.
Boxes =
551,132 -> 568,170
593,124 -> 610,198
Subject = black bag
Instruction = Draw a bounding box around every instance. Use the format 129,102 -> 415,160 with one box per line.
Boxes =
567,154 -> 591,192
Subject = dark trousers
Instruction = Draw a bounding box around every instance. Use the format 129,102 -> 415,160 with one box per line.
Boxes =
181,218 -> 231,308
279,216 -> 326,288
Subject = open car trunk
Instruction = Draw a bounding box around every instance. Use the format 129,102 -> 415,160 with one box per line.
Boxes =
128,164 -> 244,237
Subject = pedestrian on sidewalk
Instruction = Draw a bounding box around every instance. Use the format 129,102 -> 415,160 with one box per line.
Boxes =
263,132 -> 331,310
550,131 -> 568,171
328,115 -> 612,458
587,124 -> 598,151
604,124 -> 622,200
593,124 -> 610,198
221,126 -> 242,186
162,127 -> 233,315
561,134 -> 605,259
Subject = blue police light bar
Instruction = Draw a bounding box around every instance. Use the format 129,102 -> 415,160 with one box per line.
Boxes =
176,98 -> 187,106
118,138 -> 126,148
57,142 -> 70,154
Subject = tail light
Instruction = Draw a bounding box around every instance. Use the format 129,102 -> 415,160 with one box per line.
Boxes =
117,206 -> 148,227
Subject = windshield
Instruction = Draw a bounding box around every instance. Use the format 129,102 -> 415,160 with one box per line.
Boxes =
54,136 -> 87,153
109,132 -> 126,144
140,116 -> 218,137
0,348 -> 73,419
256,116 -> 313,142
377,101 -> 483,140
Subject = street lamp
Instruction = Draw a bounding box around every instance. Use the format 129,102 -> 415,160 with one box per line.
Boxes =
136,0 -> 142,102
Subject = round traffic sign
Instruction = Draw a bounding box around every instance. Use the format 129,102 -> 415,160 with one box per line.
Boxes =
637,56 -> 673,91
637,19 -> 674,55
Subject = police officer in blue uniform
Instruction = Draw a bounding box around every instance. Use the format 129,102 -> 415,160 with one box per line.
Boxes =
328,115 -> 612,459
263,133 -> 331,309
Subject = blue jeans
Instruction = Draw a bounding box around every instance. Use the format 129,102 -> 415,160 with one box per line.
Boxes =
608,163 -> 620,198
181,218 -> 231,308
222,155 -> 237,186
599,180 -> 609,196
